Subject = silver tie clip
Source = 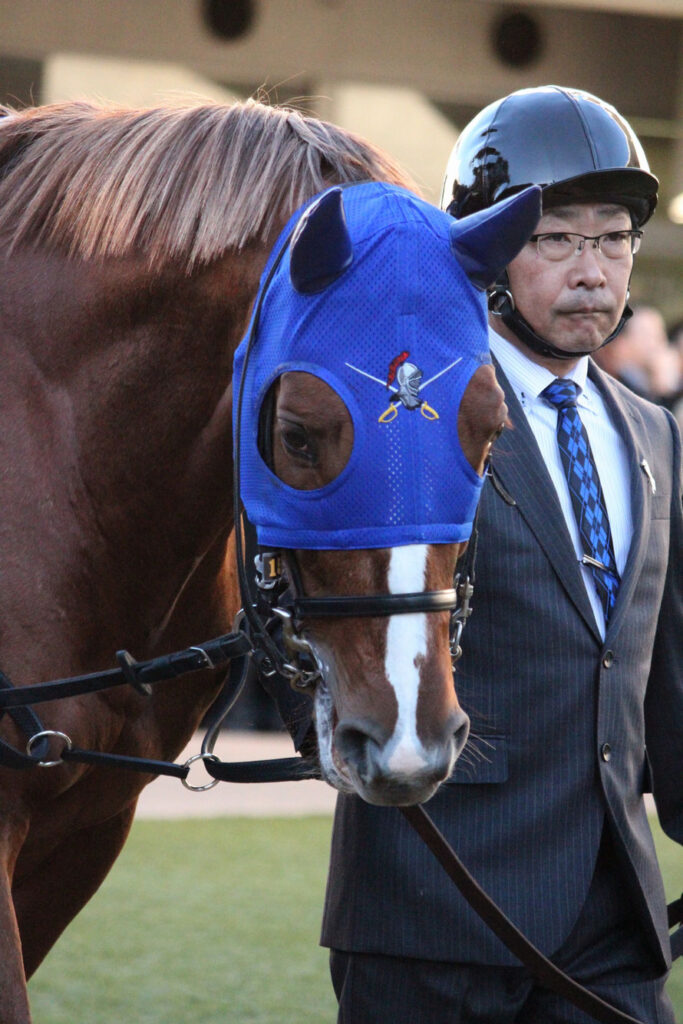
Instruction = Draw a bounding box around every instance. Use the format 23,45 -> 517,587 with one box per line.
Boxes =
581,554 -> 610,572
640,459 -> 656,495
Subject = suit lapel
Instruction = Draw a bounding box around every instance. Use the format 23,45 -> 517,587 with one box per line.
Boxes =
491,359 -> 602,640
587,362 -> 650,641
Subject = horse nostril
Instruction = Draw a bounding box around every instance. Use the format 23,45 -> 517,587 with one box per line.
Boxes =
334,718 -> 383,775
453,710 -> 470,759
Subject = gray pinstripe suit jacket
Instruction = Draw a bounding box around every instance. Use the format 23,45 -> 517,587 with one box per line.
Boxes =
320,359 -> 683,969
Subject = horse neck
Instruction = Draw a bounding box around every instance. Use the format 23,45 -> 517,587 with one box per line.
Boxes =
0,246 -> 264,674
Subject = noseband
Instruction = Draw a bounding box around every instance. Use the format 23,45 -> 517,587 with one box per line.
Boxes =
233,524 -> 477,694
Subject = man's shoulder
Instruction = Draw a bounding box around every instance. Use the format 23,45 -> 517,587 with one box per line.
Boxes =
590,361 -> 676,433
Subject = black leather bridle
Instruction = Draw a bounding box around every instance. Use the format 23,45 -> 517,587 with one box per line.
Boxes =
0,215 -> 677,1024
230,218 -> 476,695
230,522 -> 476,696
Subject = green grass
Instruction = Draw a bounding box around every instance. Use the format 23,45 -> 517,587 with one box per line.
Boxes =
652,816 -> 683,1019
29,816 -> 337,1024
28,815 -> 682,1023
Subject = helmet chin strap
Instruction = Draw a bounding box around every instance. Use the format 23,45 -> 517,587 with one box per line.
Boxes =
488,279 -> 633,361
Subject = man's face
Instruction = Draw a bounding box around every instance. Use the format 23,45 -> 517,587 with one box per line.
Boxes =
503,201 -> 634,365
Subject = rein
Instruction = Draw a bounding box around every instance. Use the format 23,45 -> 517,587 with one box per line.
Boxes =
0,201 -> 677,1020
0,515 -> 477,774
400,805 -> 682,1024
0,524 -> 679,1021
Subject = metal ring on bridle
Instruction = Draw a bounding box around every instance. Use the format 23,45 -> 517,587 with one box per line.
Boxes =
181,752 -> 221,791
488,287 -> 515,315
26,730 -> 73,767
450,620 -> 465,663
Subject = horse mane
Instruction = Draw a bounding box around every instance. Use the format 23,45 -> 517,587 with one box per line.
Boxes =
0,98 -> 417,271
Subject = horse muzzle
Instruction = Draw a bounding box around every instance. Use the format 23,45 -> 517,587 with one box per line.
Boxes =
325,706 -> 470,806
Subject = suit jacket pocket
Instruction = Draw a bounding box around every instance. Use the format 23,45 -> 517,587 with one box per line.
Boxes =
446,734 -> 508,784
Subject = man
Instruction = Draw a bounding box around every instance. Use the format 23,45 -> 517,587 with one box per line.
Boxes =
318,86 -> 682,1022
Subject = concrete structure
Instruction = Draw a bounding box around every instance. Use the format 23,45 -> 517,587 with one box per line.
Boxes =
0,0 -> 680,317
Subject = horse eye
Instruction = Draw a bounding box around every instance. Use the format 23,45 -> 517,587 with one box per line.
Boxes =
280,422 -> 316,462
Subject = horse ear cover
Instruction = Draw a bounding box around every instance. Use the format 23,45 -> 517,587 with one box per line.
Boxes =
235,180 -> 543,550
449,185 -> 542,291
290,184 -> 541,295
290,187 -> 354,293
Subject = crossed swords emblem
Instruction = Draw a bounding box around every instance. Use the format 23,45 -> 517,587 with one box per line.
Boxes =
345,354 -> 462,423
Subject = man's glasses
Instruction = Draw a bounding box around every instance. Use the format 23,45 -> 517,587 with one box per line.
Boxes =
529,230 -> 643,262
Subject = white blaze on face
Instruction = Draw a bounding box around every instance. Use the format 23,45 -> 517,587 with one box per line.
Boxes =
384,544 -> 430,774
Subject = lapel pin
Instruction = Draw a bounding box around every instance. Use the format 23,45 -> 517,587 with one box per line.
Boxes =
640,459 -> 656,495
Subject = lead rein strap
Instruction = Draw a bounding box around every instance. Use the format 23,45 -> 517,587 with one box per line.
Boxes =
0,631 -> 252,711
58,747 -> 318,783
0,673 -> 50,768
50,745 -> 683,981
400,805 -> 648,1024
54,646 -> 320,784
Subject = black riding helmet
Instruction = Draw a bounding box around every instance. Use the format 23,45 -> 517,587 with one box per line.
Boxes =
441,85 -> 659,360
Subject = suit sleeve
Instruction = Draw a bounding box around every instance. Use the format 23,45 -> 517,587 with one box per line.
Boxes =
644,411 -> 683,844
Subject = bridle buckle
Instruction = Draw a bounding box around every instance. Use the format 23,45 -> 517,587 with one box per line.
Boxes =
450,574 -> 474,665
271,607 -> 323,691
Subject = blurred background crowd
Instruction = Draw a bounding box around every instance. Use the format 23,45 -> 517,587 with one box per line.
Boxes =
594,305 -> 683,434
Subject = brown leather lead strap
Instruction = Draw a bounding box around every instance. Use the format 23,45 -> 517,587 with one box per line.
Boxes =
400,804 -> 646,1024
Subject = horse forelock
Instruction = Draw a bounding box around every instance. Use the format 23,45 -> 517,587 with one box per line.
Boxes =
0,99 -> 416,272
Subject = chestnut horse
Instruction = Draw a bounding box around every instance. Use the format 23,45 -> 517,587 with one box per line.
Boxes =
0,99 -> 537,1021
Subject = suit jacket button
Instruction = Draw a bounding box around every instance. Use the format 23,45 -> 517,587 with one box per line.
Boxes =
601,743 -> 612,762
602,650 -> 614,668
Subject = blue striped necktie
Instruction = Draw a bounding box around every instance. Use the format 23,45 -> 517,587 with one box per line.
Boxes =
541,378 -> 620,622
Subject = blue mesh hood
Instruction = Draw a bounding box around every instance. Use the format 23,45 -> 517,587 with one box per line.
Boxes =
233,182 -> 492,550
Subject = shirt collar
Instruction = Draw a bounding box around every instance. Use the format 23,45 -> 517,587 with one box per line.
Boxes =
489,327 -> 590,407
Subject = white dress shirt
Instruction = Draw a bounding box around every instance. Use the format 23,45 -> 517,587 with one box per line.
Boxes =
490,329 -> 633,638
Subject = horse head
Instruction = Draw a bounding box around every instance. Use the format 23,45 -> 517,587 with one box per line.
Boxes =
235,182 -> 540,805
0,98 -> 539,1014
